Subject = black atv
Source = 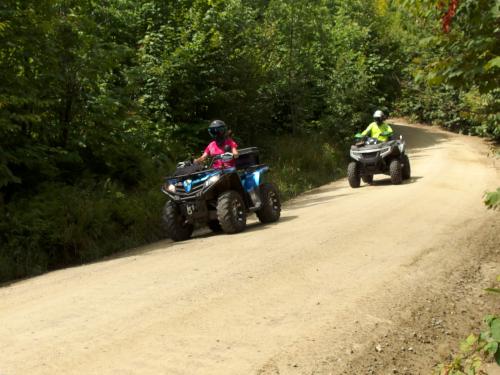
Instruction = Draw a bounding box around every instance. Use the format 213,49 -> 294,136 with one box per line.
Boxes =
161,147 -> 281,241
347,134 -> 411,188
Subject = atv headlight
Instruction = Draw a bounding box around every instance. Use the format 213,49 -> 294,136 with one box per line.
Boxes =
205,175 -> 220,187
167,184 -> 176,193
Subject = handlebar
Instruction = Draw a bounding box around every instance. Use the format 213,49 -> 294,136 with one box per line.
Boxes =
212,152 -> 233,161
208,152 -> 234,168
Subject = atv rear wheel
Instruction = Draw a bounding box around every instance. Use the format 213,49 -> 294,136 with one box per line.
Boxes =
362,175 -> 373,184
390,158 -> 403,185
217,190 -> 247,234
208,219 -> 222,233
402,154 -> 411,180
256,183 -> 281,223
163,201 -> 194,241
347,161 -> 361,188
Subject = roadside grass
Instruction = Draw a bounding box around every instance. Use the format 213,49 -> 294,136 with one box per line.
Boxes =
0,179 -> 166,282
259,133 -> 347,201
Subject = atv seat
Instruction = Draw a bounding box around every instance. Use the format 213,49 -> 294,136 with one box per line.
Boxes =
236,147 -> 260,170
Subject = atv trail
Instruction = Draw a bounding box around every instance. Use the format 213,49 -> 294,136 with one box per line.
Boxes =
0,120 -> 499,375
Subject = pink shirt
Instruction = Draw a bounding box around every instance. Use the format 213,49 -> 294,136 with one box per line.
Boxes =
204,138 -> 238,169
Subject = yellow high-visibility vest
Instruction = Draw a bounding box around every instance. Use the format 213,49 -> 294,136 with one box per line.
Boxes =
361,122 -> 393,142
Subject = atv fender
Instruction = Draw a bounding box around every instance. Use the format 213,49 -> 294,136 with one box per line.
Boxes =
213,173 -> 245,200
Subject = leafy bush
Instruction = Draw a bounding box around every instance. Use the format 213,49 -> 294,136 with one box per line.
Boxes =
394,0 -> 500,141
433,317 -> 500,374
484,188 -> 500,210
396,83 -> 500,140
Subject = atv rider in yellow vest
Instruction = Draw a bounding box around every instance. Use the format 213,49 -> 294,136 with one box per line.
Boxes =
361,110 -> 393,142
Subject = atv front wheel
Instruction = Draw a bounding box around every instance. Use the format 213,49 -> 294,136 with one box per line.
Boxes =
402,154 -> 411,180
256,183 -> 281,223
163,201 -> 194,241
389,158 -> 403,185
362,174 -> 373,184
217,190 -> 247,234
347,161 -> 361,188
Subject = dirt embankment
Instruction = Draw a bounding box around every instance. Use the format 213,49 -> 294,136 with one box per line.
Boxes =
338,219 -> 500,375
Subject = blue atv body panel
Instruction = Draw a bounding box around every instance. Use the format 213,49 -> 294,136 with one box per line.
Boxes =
240,166 -> 269,192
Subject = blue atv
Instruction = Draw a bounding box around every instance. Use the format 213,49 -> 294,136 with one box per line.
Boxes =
161,147 -> 281,241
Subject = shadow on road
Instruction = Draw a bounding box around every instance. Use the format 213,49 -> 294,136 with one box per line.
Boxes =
284,181 -> 349,209
1,214 -> 297,287
101,214 -> 299,261
368,176 -> 423,186
391,123 -> 452,153
286,194 -> 350,210
243,215 -> 299,233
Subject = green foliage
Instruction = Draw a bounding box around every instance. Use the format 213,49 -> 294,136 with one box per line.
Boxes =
395,0 -> 500,140
484,188 -> 500,210
397,84 -> 500,139
0,180 -> 165,282
0,0 -> 169,280
405,0 -> 499,93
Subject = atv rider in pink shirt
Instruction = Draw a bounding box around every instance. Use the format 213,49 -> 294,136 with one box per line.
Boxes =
194,120 -> 238,169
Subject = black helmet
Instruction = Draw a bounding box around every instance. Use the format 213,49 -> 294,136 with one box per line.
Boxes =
208,120 -> 227,139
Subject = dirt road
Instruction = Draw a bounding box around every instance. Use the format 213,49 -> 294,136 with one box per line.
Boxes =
1,121 -> 499,375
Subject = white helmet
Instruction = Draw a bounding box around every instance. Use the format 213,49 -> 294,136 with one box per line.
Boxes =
373,110 -> 384,119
